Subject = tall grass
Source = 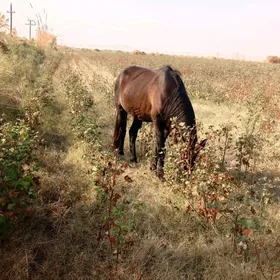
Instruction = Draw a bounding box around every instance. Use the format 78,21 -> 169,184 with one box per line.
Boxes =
28,3 -> 57,49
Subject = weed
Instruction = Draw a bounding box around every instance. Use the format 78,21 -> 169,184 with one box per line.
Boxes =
94,152 -> 141,270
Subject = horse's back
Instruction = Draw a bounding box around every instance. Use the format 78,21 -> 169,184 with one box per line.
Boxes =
119,65 -> 175,80
114,65 -> 183,121
116,65 -> 177,95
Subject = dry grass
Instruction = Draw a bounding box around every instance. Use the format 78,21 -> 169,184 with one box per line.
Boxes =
1,40 -> 280,280
35,29 -> 57,50
0,39 -> 8,53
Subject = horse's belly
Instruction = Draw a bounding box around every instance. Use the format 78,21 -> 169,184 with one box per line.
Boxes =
138,114 -> 152,122
133,109 -> 152,122
124,105 -> 152,122
120,90 -> 153,121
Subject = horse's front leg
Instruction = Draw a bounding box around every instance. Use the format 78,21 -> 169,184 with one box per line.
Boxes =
150,137 -> 169,170
150,145 -> 158,173
151,118 -> 166,180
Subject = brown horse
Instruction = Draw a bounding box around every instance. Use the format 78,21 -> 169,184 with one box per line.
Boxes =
113,65 -> 206,179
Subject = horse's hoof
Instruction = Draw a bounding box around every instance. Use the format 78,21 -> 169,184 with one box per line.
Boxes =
130,158 -> 137,163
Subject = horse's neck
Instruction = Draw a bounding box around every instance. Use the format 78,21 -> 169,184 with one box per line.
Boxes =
168,98 -> 196,127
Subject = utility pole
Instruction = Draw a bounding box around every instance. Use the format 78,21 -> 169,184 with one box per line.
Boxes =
7,3 -> 15,36
25,19 -> 36,40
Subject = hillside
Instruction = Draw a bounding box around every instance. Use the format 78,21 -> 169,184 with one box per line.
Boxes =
1,38 -> 280,280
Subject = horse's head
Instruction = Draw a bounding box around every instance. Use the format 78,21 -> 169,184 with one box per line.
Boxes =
184,136 -> 207,174
169,119 -> 207,174
190,138 -> 207,171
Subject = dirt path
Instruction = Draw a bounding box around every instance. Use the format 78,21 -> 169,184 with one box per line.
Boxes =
79,57 -> 114,84
68,55 -> 117,147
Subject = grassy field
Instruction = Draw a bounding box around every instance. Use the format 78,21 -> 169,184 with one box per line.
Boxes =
1,36 -> 280,280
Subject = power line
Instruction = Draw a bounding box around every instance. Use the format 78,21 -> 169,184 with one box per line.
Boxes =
25,19 -> 36,40
6,3 -> 15,36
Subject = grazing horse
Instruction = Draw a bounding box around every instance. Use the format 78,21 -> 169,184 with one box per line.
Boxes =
113,65 -> 206,179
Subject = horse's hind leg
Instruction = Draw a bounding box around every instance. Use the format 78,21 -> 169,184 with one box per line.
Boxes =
113,105 -> 127,155
129,117 -> 142,163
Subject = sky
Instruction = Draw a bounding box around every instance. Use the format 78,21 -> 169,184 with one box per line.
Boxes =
1,0 -> 280,60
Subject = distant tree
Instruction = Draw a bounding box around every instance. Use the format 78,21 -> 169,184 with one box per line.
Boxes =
0,13 -> 9,32
266,56 -> 280,64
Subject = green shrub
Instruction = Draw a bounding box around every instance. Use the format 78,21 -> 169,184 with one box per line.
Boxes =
0,40 -> 61,239
0,119 -> 40,238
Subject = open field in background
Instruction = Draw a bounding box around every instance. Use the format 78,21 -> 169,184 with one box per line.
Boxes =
1,35 -> 280,280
